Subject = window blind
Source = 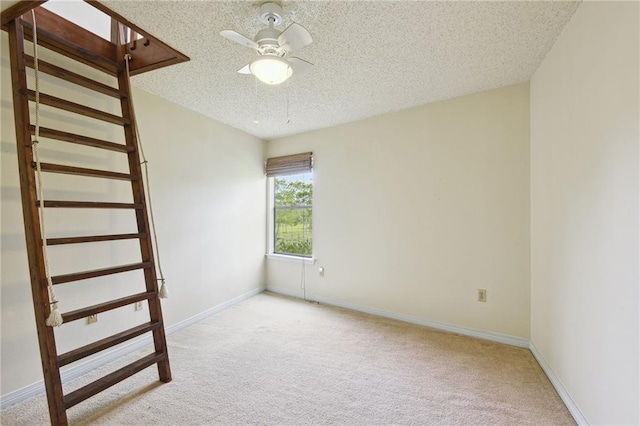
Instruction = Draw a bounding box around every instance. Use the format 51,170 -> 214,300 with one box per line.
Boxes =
265,152 -> 313,177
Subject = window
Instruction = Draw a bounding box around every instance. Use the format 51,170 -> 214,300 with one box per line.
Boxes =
273,173 -> 313,257
266,152 -> 313,258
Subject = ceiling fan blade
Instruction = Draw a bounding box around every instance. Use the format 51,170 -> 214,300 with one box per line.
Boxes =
237,64 -> 251,75
289,57 -> 313,75
278,23 -> 312,53
220,30 -> 258,50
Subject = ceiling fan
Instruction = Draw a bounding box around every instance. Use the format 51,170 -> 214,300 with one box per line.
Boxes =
220,2 -> 313,85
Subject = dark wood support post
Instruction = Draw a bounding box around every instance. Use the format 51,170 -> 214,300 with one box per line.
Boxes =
115,23 -> 172,383
7,16 -> 67,426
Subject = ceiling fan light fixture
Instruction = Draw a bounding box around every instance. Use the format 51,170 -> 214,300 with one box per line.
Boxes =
250,56 -> 293,85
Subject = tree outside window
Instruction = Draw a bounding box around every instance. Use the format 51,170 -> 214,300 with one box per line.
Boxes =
274,172 -> 312,256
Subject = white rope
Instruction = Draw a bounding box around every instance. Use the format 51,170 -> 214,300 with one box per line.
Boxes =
31,10 -> 63,327
124,54 -> 168,298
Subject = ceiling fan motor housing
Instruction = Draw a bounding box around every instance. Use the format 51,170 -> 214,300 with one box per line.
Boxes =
255,27 -> 280,47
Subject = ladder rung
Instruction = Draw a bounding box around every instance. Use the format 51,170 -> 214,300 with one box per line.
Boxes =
25,90 -> 130,125
38,163 -> 137,181
47,233 -> 146,246
62,291 -> 157,323
41,200 -> 143,209
58,322 -> 162,367
52,262 -> 153,285
24,55 -> 125,99
63,352 -> 165,409
30,126 -> 133,153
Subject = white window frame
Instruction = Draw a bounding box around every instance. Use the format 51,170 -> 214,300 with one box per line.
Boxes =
265,176 -> 315,264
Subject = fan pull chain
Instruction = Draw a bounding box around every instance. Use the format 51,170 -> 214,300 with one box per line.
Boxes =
285,78 -> 290,124
254,75 -> 260,124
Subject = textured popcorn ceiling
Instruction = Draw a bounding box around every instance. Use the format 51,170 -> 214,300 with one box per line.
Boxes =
4,1 -> 580,140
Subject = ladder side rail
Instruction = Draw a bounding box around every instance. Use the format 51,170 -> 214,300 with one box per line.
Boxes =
7,16 -> 68,426
116,24 -> 172,383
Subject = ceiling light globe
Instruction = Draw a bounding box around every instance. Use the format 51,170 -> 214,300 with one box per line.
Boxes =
250,56 -> 293,85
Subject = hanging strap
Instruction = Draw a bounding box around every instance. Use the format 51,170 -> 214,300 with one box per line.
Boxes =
124,54 -> 168,299
30,10 -> 63,327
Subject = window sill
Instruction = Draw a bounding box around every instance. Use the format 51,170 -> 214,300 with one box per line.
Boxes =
266,253 -> 316,264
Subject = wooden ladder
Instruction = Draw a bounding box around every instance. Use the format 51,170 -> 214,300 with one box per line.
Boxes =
2,2 -> 188,425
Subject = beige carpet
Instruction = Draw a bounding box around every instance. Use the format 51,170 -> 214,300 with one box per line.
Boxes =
2,292 -> 575,425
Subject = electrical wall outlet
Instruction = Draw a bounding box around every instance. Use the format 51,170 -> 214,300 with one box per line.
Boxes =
88,314 -> 98,324
477,289 -> 487,302
134,301 -> 144,311
319,266 -> 324,277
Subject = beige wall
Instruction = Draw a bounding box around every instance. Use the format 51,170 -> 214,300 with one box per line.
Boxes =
1,33 -> 266,396
530,2 -> 639,424
266,83 -> 531,340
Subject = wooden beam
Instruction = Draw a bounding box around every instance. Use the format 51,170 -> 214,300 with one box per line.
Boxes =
3,1 -> 189,76
41,200 -> 143,209
26,90 -> 130,125
30,126 -> 133,153
38,162 -> 137,181
47,232 -> 146,245
57,322 -> 161,366
24,55 -> 124,98
63,352 -> 165,409
51,262 -> 152,285
88,0 -> 189,74
0,1 -> 46,28
21,7 -> 118,74
61,291 -> 156,323
129,55 -> 187,77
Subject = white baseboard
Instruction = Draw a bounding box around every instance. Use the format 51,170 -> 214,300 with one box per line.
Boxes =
529,342 -> 589,425
265,285 -> 529,348
0,380 -> 47,411
264,284 -> 305,299
164,286 -> 264,336
0,286 -> 264,410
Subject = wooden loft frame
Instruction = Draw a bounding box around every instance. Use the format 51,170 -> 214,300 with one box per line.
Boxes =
1,1 -> 189,425
1,0 -> 190,76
